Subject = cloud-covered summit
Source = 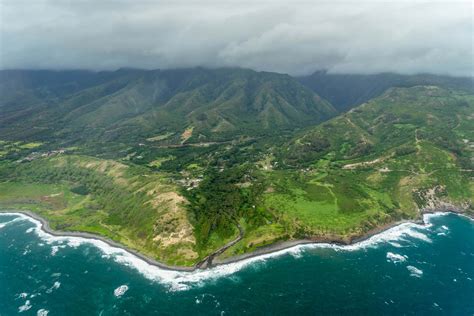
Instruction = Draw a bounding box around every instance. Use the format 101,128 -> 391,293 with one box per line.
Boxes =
1,0 -> 472,76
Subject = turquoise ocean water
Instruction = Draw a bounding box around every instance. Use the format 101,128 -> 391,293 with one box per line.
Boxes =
0,212 -> 473,315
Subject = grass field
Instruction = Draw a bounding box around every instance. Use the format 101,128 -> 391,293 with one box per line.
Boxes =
0,156 -> 199,266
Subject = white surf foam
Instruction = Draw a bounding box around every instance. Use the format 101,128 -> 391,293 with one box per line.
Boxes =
305,218 -> 432,251
407,265 -> 423,278
114,285 -> 129,297
18,300 -> 32,312
50,245 -> 66,256
402,229 -> 432,243
0,212 -> 449,291
0,216 -> 26,229
423,212 -> 450,222
46,281 -> 61,294
51,246 -> 59,256
288,247 -> 304,258
386,252 -> 407,264
435,224 -> 450,236
388,241 -> 403,248
37,309 -> 49,316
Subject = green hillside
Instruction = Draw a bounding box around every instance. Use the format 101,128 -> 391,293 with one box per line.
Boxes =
0,68 -> 472,267
298,71 -> 474,111
0,68 -> 335,150
236,86 -> 473,255
210,85 -> 473,259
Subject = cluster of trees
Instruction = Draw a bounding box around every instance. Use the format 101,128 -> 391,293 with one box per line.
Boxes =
394,145 -> 416,157
187,165 -> 266,250
283,133 -> 331,167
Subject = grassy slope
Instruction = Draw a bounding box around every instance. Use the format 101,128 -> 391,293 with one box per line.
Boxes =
0,155 -> 198,266
220,86 -> 474,258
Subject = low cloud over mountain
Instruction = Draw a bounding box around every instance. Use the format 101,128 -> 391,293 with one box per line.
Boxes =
1,0 -> 472,76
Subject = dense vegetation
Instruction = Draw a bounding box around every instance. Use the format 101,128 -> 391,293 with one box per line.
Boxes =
0,68 -> 472,266
0,68 -> 335,152
260,86 -> 473,239
298,71 -> 474,111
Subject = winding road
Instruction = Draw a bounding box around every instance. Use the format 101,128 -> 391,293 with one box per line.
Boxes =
195,222 -> 244,269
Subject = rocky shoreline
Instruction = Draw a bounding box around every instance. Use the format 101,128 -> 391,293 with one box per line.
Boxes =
214,206 -> 472,265
1,207 -> 472,272
1,210 -> 195,272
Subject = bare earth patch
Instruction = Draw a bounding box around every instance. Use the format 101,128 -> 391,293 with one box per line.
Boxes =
342,157 -> 384,170
180,127 -> 194,144
146,190 -> 198,259
79,159 -> 129,186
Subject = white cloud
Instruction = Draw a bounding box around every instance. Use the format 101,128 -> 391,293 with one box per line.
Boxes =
0,0 -> 472,76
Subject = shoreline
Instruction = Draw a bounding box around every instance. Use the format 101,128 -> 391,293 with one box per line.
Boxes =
1,208 -> 472,272
214,216 -> 422,265
0,210 -> 194,272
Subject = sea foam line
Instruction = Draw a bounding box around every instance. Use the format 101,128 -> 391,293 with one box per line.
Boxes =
0,211 -> 453,291
0,216 -> 26,229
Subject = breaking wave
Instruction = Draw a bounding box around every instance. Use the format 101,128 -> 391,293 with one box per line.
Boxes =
0,216 -> 26,229
386,252 -> 407,264
0,211 -> 457,291
114,285 -> 129,297
18,300 -> 32,313
37,309 -> 49,316
407,265 -> 423,278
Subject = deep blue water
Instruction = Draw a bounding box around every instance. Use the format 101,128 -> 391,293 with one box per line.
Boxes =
0,212 -> 473,315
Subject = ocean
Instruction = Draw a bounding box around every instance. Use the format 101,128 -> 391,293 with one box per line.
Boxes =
0,212 -> 473,315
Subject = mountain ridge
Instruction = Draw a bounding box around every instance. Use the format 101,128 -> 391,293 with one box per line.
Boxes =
0,68 -> 336,148
297,70 -> 474,111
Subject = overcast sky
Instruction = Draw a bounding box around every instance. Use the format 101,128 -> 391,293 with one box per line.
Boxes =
0,0 -> 472,76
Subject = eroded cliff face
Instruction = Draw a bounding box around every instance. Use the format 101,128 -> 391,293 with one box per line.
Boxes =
414,185 -> 472,214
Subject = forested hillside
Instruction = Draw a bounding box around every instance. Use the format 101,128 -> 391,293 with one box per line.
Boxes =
298,71 -> 474,111
0,68 -> 335,152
